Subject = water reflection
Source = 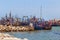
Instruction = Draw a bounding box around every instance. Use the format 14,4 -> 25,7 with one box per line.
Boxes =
4,27 -> 60,40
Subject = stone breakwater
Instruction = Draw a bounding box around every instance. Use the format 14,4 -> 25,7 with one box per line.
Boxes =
0,33 -> 28,40
0,25 -> 34,32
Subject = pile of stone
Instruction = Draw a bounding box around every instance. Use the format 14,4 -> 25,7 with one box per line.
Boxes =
0,25 -> 34,32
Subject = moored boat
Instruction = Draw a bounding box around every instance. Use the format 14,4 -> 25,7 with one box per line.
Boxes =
29,16 -> 52,30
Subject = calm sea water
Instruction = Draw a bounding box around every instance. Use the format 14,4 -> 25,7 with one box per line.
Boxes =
6,26 -> 60,40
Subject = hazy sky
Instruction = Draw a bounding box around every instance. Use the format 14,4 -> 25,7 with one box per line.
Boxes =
0,0 -> 60,20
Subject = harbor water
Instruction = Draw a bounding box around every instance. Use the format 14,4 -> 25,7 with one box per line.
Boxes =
4,26 -> 60,40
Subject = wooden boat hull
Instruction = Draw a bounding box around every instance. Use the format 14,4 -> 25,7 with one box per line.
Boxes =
34,25 -> 52,30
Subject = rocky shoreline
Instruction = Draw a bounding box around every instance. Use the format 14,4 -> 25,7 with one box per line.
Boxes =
0,25 -> 34,32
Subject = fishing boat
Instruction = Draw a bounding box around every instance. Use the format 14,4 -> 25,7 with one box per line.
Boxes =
29,16 -> 52,30
30,5 -> 52,30
49,19 -> 60,26
0,6 -> 52,31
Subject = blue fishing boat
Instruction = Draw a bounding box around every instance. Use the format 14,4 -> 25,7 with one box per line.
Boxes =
29,16 -> 51,30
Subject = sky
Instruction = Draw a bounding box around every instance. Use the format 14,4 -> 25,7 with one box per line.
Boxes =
0,0 -> 60,20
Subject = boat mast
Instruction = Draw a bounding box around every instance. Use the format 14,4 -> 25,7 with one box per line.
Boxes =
40,5 -> 42,21
9,11 -> 11,18
40,5 -> 42,19
5,13 -> 7,19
